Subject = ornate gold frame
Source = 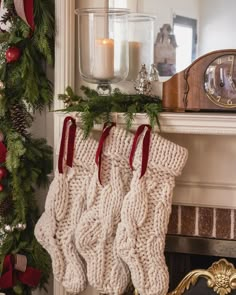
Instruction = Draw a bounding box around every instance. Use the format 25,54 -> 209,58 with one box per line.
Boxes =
168,259 -> 236,295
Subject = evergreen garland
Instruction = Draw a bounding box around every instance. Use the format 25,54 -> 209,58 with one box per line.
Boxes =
0,1 -> 54,294
0,0 -> 54,113
59,86 -> 163,138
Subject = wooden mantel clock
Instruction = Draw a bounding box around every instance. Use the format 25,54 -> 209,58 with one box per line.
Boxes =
162,49 -> 236,111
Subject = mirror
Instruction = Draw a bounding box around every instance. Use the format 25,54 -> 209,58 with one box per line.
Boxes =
77,0 -> 236,86
137,0 -> 236,77
108,0 -> 236,78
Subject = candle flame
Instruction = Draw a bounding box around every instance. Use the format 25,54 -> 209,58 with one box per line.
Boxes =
96,38 -> 114,46
102,39 -> 110,45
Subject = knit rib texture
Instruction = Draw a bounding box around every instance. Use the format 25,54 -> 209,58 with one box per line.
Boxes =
35,128 -> 98,293
116,132 -> 188,295
75,127 -> 133,295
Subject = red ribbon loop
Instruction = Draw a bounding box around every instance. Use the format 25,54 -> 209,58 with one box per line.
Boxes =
95,123 -> 116,185
0,255 -> 41,289
14,0 -> 35,31
58,116 -> 77,174
129,124 -> 152,179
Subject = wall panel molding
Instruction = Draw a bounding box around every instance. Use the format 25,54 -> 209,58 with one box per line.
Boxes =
54,0 -> 75,294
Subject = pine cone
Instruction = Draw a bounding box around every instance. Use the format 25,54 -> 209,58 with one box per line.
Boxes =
9,103 -> 33,136
0,196 -> 13,217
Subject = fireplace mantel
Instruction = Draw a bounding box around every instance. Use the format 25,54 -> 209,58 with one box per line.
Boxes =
122,112 -> 236,135
160,112 -> 236,135
57,112 -> 236,135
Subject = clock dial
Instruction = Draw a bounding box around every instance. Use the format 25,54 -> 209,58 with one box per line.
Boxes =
204,54 -> 236,108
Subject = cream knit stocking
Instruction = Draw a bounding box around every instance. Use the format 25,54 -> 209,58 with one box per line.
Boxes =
75,126 -> 132,295
35,117 -> 98,293
58,130 -> 98,293
35,116 -> 77,283
116,127 -> 188,295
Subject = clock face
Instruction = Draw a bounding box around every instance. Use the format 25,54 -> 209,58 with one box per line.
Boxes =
204,54 -> 236,108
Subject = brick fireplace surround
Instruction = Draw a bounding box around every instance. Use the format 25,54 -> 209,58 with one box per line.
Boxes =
168,205 -> 236,240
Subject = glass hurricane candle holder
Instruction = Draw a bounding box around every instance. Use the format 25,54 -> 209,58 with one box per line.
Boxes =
75,8 -> 129,94
127,14 -> 156,81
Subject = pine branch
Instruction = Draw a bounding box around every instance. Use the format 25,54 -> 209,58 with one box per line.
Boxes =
125,105 -> 137,130
144,103 -> 162,130
58,86 -> 163,137
5,132 -> 26,171
33,0 -> 55,65
31,239 -> 52,288
24,137 -> 53,187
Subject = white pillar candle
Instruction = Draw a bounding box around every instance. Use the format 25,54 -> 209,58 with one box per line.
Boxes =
93,38 -> 114,80
127,41 -> 141,81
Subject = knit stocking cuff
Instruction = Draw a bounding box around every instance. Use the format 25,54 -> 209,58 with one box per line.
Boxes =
102,126 -> 132,160
133,132 -> 188,176
73,129 -> 98,167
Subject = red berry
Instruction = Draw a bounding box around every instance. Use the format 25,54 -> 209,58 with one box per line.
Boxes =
6,46 -> 21,63
0,184 -> 4,191
0,167 -> 7,179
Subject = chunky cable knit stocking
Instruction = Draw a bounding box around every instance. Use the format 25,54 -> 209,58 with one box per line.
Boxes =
35,117 -> 98,293
116,126 -> 188,295
59,130 -> 98,293
35,116 -> 77,283
75,126 -> 132,295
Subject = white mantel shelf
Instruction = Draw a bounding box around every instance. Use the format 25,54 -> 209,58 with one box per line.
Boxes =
159,112 -> 236,135
58,112 -> 236,135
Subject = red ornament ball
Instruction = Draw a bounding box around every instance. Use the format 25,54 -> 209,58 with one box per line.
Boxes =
0,167 -> 7,179
6,46 -> 21,63
0,142 -> 7,163
0,184 -> 4,192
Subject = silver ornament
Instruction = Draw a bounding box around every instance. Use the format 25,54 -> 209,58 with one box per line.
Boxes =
16,223 -> 27,231
149,64 -> 160,81
134,64 -> 152,95
4,224 -> 13,233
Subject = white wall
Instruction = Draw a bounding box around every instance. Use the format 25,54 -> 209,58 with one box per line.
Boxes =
137,0 -> 199,35
109,0 -> 137,11
137,0 -> 236,59
198,0 -> 236,56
